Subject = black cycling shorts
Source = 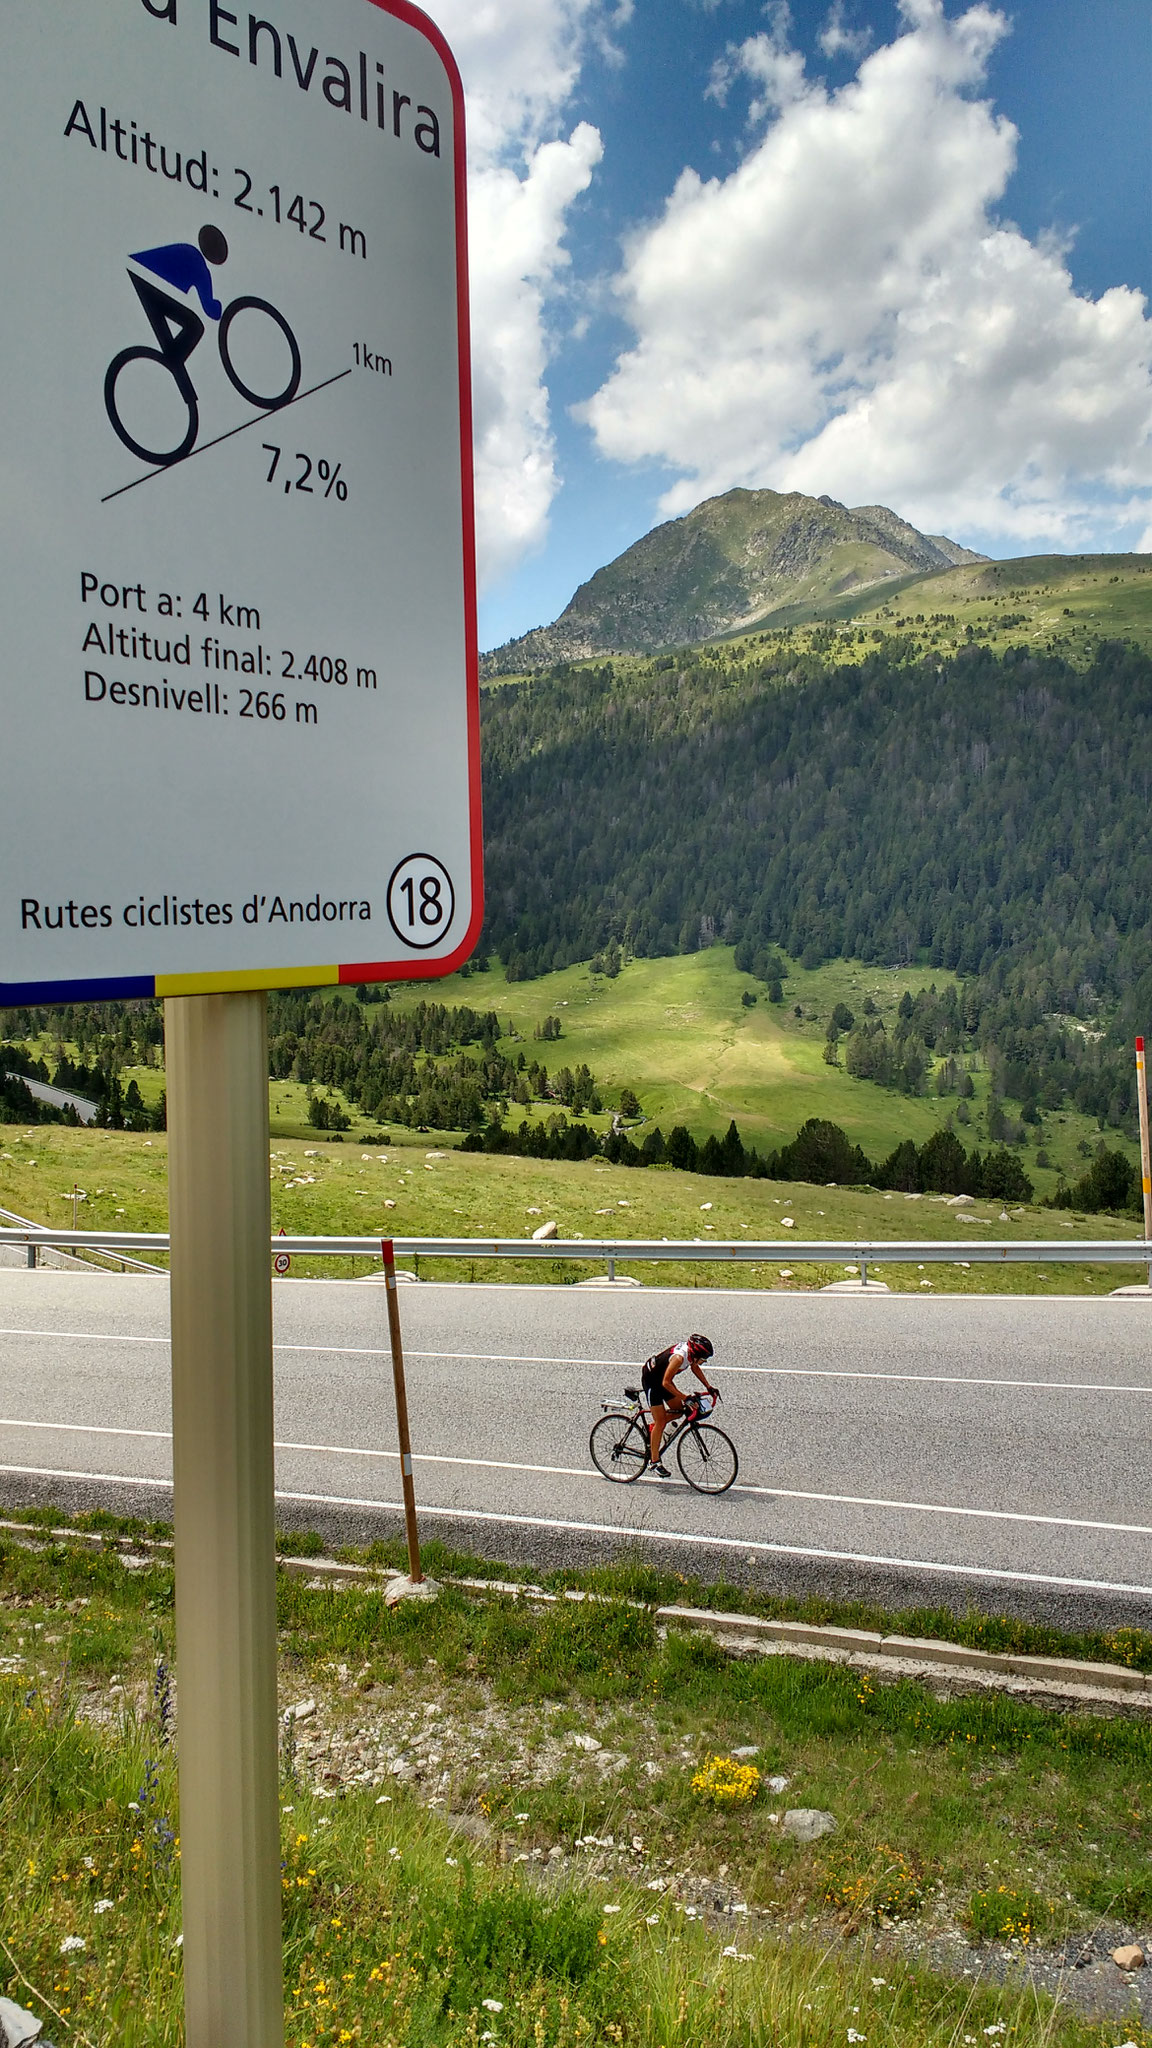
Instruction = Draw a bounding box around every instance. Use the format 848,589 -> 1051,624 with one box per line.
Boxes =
642,1361 -> 673,1408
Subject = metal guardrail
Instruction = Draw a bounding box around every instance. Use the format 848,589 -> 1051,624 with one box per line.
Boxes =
0,1207 -> 166,1275
1,1226 -> 1149,1285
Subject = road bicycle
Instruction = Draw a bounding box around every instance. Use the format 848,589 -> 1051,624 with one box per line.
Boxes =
105,263 -> 301,468
589,1386 -> 738,1494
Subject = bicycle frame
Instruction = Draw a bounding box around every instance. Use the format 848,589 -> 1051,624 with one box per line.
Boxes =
601,1389 -> 715,1453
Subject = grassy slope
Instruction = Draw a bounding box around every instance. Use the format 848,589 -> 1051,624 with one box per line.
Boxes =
1,1523 -> 1149,2048
16,950 -> 1133,1195
728,553 -> 1152,663
491,553 -> 1152,685
384,949 -> 1134,1200
1,1118 -> 1141,1295
5,951 -> 1142,1292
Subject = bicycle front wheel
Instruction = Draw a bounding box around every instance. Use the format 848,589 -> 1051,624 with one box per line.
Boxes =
590,1413 -> 649,1483
677,1423 -> 738,1494
218,296 -> 302,409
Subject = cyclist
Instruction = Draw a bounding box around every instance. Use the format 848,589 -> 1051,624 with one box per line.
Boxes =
642,1333 -> 716,1476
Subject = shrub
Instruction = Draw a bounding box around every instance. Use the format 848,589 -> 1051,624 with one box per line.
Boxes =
821,1841 -> 923,1926
966,1884 -> 1054,1946
690,1754 -> 761,1806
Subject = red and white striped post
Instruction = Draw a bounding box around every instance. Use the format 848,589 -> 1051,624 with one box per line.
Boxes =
380,1239 -> 423,1582
1136,1040 -> 1152,1285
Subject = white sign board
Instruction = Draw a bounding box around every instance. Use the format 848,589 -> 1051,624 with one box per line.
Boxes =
0,0 -> 480,1005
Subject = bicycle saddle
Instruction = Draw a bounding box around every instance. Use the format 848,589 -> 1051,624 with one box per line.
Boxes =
624,1384 -> 640,1401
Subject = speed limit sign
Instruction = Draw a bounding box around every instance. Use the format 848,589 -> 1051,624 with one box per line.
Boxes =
274,1252 -> 291,1275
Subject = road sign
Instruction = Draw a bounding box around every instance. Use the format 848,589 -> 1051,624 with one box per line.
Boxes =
0,0 -> 480,1005
274,1225 -> 290,1274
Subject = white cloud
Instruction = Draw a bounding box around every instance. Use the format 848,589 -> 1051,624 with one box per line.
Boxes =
468,125 -> 603,588
425,0 -> 596,157
819,3 -> 873,62
709,17 -> 814,123
421,2 -> 610,587
583,0 -> 1152,553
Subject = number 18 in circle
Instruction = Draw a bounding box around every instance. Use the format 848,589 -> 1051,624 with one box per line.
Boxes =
386,853 -> 456,950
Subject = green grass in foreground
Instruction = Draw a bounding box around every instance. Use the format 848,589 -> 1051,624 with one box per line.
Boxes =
2,1522 -> 1147,2047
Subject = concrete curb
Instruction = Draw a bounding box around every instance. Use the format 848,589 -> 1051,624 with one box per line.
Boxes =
651,1605 -> 1152,1698
445,1572 -> 1152,1708
4,1519 -> 1150,1711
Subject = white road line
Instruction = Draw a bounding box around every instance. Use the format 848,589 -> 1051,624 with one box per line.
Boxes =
0,1415 -> 1150,1539
0,1328 -> 167,1344
759,1486 -> 1152,1538
0,1417 -> 168,1441
2,1459 -> 1149,1600
3,1327 -> 1152,1398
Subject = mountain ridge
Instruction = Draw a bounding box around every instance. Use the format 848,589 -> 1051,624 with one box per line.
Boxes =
482,487 -> 989,672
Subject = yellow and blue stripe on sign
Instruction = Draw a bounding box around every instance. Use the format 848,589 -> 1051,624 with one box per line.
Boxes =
0,964 -> 343,1004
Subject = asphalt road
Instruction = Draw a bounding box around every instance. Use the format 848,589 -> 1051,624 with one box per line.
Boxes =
1,1269 -> 1151,1628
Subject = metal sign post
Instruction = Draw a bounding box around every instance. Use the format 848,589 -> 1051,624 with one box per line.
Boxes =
380,1237 -> 423,1583
166,992 -> 281,2048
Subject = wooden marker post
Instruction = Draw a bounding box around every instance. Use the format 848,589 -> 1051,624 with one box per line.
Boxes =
1137,1039 -> 1152,1285
166,994 -> 283,2048
381,1239 -> 423,1583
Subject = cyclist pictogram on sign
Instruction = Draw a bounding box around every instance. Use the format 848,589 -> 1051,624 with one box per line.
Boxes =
104,224 -> 301,467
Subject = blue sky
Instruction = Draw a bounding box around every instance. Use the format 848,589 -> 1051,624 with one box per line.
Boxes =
423,1 -> 1151,650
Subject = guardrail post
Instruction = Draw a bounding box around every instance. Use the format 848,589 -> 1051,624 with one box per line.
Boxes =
25,1243 -> 36,1270
607,1255 -> 616,1282
859,1254 -> 868,1288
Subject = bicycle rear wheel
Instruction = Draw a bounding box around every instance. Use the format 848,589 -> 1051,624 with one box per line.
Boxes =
590,1413 -> 648,1483
676,1423 -> 738,1494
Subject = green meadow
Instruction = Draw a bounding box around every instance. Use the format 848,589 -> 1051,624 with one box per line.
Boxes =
0,1115 -> 1142,1295
4,948 -> 1145,1291
383,949 -> 1134,1202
